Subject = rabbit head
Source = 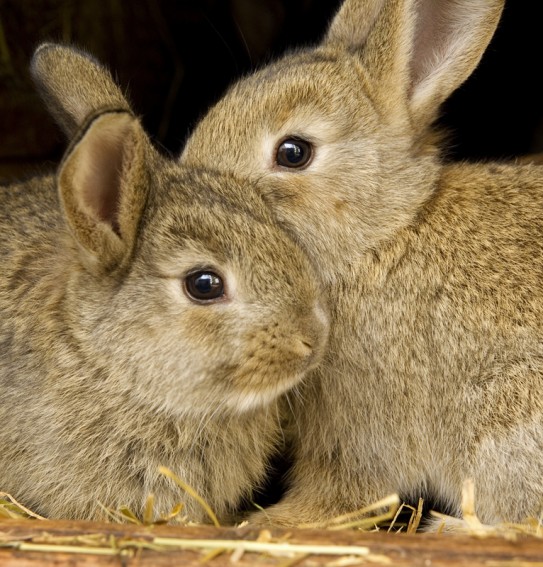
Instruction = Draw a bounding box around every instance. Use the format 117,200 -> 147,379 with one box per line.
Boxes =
66,119 -> 326,417
10,45 -> 329,421
180,0 -> 504,283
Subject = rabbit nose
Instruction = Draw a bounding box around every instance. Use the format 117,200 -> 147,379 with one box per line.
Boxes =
290,337 -> 314,358
293,303 -> 329,363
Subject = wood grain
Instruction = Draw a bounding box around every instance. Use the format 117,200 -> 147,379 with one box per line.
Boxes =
1,519 -> 543,566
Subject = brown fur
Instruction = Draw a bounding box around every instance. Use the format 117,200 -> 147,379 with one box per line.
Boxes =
0,47 -> 329,521
178,0 -> 543,526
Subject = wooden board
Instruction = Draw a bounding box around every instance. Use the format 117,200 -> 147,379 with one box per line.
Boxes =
1,519 -> 543,566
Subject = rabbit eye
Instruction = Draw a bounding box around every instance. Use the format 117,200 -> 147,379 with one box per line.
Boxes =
276,138 -> 312,169
184,271 -> 225,303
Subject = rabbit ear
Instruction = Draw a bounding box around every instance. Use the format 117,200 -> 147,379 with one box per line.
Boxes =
58,110 -> 149,271
324,0 -> 386,49
323,0 -> 504,127
31,43 -> 131,139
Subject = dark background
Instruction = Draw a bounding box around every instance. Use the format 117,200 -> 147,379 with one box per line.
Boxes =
1,0 -> 543,182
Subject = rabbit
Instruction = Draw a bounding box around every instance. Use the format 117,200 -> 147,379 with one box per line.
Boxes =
175,0 -> 543,528
0,43 -> 329,523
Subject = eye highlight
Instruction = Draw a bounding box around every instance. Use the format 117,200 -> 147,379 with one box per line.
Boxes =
276,138 -> 313,169
184,270 -> 225,303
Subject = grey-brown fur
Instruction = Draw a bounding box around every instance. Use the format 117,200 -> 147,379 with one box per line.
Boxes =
0,46 -> 328,521
179,0 -> 543,526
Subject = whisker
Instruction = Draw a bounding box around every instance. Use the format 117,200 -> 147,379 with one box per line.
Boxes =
202,11 -> 240,74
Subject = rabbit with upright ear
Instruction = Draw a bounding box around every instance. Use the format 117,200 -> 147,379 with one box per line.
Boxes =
0,44 -> 328,522
178,0 -> 543,527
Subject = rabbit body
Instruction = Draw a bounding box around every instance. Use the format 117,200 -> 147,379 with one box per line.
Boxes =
179,0 -> 543,525
0,47 -> 328,521
259,161 -> 543,525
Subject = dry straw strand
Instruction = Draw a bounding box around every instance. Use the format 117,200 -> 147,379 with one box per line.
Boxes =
298,493 -> 400,530
151,537 -> 372,557
0,492 -> 46,520
158,465 -> 221,527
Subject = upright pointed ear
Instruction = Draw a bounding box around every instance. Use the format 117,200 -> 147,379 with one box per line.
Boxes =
324,0 -> 386,50
323,0 -> 504,128
58,111 -> 149,272
31,43 -> 131,139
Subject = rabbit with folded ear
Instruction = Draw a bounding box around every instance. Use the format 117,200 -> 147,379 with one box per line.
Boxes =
178,0 -> 543,527
0,44 -> 328,522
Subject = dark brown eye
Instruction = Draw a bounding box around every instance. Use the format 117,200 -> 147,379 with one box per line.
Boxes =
185,271 -> 225,303
276,138 -> 313,168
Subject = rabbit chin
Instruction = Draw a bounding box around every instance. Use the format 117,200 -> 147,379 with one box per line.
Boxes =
225,375 -> 305,414
129,366 -> 305,419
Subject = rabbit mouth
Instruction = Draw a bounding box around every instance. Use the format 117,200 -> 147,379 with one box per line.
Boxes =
225,372 -> 307,414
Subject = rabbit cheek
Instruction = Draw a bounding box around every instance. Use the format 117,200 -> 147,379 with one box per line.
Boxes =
260,175 -> 346,254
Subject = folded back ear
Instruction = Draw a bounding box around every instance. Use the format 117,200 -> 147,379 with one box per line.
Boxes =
58,111 -> 149,272
31,43 -> 132,139
323,0 -> 504,129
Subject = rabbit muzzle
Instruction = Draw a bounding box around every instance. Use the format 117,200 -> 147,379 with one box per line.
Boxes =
223,302 -> 329,413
